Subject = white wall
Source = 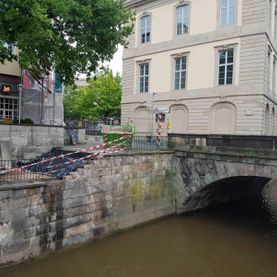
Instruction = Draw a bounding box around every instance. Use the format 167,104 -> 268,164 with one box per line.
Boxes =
135,0 -> 242,46
133,37 -> 240,93
0,125 -> 64,159
0,61 -> 20,77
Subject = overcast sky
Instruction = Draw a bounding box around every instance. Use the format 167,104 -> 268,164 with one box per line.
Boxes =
78,45 -> 123,80
104,45 -> 123,75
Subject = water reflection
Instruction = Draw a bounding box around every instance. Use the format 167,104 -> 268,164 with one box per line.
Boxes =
2,181 -> 277,277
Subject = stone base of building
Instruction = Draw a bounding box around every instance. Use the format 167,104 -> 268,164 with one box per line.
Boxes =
122,93 -> 277,136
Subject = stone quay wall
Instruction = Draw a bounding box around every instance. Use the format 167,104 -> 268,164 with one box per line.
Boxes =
0,152 -> 176,268
0,124 -> 64,159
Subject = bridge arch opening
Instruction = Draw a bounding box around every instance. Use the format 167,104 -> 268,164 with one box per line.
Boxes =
182,176 -> 272,213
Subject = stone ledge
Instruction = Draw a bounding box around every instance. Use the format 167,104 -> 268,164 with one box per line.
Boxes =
0,182 -> 47,192
105,151 -> 174,157
175,149 -> 277,164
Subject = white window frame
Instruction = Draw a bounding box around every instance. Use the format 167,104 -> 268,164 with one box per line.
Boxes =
220,0 -> 237,26
176,4 -> 190,36
0,97 -> 18,121
174,56 -> 187,90
268,46 -> 273,92
217,48 -> 235,86
140,15 -> 151,44
273,55 -> 277,95
139,62 -> 149,93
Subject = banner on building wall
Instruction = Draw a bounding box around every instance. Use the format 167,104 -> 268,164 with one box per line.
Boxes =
22,69 -> 53,94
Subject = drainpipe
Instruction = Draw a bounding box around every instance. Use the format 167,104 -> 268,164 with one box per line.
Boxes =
52,71 -> 56,125
18,83 -> 22,124
18,67 -> 23,124
40,77 -> 44,125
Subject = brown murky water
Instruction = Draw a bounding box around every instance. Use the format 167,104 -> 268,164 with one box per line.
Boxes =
2,186 -> 277,277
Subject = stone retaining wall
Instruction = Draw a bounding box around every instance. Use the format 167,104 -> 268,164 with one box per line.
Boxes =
0,153 -> 176,268
0,124 -> 64,159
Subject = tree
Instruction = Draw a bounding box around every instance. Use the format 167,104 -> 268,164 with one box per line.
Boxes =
64,69 -> 122,120
0,0 -> 133,84
63,84 -> 81,120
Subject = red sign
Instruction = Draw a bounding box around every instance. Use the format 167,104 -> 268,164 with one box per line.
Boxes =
1,84 -> 11,95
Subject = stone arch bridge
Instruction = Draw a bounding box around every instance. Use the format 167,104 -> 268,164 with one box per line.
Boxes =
171,134 -> 277,214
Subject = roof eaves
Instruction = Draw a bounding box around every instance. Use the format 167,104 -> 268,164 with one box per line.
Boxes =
124,0 -> 155,8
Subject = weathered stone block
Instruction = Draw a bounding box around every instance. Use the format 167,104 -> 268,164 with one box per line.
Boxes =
2,239 -> 30,256
0,152 -> 175,268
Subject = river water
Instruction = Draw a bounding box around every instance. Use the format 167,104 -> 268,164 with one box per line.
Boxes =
2,184 -> 277,277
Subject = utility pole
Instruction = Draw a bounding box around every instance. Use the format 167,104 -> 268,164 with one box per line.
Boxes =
18,68 -> 23,124
40,77 -> 44,125
18,84 -> 22,124
52,72 -> 56,125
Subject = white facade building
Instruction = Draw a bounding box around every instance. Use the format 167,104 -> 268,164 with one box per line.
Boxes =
122,0 -> 277,136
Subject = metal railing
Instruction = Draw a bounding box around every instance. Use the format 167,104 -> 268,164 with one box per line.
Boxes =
126,136 -> 169,152
0,136 -> 170,184
0,159 -> 49,184
168,133 -> 277,152
86,128 -> 102,136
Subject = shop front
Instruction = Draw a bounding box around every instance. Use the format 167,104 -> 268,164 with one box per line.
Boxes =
0,74 -> 20,122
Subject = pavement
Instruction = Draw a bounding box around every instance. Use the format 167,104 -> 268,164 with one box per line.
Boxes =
63,136 -> 104,152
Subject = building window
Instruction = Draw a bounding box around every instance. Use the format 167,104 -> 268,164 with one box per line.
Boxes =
273,56 -> 276,95
174,57 -> 187,90
0,98 -> 18,121
220,0 -> 236,26
269,0 -> 277,38
268,47 -> 272,91
140,15 -> 151,44
218,48 -> 234,85
275,6 -> 277,39
176,5 -> 189,35
139,63 -> 149,93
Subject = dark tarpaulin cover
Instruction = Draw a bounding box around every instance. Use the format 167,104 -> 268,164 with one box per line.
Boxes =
18,147 -> 93,179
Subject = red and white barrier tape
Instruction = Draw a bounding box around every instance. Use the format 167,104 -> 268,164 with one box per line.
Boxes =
4,143 -> 127,177
49,144 -> 126,174
156,112 -> 162,146
13,135 -> 130,171
4,135 -> 130,175
42,142 -> 126,171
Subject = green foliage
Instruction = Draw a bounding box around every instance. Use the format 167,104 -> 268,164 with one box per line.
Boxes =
0,0 -> 134,84
64,69 -> 122,120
